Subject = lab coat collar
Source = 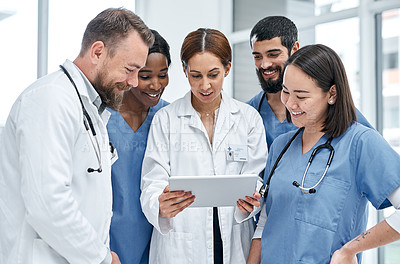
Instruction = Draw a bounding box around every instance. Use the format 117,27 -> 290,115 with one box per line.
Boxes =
177,90 -> 241,150
61,60 -> 110,123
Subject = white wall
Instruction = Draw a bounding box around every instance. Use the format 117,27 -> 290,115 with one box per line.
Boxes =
135,0 -> 233,103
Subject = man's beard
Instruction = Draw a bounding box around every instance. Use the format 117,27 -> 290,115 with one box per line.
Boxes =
93,70 -> 131,111
256,66 -> 284,94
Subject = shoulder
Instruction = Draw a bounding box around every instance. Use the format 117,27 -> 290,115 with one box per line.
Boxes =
19,70 -> 80,114
226,95 -> 260,116
355,108 -> 374,129
153,99 -> 170,111
152,95 -> 185,119
246,91 -> 264,108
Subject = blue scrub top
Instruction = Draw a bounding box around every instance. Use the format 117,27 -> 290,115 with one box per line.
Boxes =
107,99 -> 168,264
247,91 -> 297,150
261,122 -> 400,264
247,91 -> 374,150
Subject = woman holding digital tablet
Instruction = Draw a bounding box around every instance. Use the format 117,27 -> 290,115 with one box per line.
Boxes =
140,28 -> 267,264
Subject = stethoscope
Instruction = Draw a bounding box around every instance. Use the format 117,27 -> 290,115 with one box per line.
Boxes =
257,92 -> 267,113
259,127 -> 335,198
59,65 -> 103,173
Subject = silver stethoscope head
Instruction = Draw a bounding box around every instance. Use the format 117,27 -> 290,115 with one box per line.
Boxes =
292,137 -> 334,194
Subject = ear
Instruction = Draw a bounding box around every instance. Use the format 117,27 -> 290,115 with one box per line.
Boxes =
224,61 -> 232,77
90,41 -> 106,65
182,62 -> 188,77
328,84 -> 337,104
290,41 -> 300,55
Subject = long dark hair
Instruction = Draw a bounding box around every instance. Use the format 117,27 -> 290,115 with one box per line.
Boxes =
285,44 -> 356,138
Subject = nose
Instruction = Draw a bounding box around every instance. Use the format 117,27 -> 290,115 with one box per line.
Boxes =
201,78 -> 211,90
126,72 -> 139,88
261,57 -> 273,70
149,78 -> 162,91
282,92 -> 297,110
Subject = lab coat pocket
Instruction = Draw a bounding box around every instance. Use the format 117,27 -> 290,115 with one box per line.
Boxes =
152,231 -> 193,264
294,174 -> 350,232
32,238 -> 68,264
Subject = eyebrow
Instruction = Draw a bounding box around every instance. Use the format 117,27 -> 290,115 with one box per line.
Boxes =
139,67 -> 168,73
127,63 -> 144,69
252,49 -> 282,55
282,84 -> 310,93
189,67 -> 220,73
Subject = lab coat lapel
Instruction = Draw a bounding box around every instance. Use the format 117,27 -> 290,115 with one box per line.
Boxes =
213,92 -> 240,151
177,91 -> 207,133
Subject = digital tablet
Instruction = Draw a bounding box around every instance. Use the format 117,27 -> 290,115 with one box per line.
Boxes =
168,174 -> 260,207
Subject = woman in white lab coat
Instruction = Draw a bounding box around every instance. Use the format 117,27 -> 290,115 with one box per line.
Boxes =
140,28 -> 268,264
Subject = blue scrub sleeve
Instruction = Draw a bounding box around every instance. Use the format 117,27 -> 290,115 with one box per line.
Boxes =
353,129 -> 400,209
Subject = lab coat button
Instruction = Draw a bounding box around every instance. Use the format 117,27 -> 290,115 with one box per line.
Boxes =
208,209 -> 212,216
207,243 -> 212,249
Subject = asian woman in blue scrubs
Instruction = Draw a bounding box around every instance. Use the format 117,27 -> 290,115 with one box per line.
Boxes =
244,44 -> 400,264
106,30 -> 171,264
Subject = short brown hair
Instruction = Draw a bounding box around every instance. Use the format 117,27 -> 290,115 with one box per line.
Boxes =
79,7 -> 154,57
180,28 -> 231,69
285,44 -> 357,138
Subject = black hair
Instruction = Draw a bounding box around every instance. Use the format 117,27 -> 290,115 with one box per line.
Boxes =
250,16 -> 297,54
149,29 -> 171,66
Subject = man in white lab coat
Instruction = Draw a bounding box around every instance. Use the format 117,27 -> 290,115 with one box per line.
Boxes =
0,8 -> 153,264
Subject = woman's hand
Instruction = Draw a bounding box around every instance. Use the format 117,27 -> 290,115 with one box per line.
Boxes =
158,185 -> 195,218
330,248 -> 357,264
237,192 -> 261,214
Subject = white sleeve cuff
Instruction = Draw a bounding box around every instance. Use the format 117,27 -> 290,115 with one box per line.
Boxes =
234,179 -> 265,223
158,216 -> 173,235
253,203 -> 267,239
385,210 -> 400,234
100,249 -> 112,264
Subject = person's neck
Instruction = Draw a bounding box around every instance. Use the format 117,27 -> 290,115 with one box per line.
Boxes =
266,91 -> 287,122
191,93 -> 221,116
119,92 -> 149,132
302,126 -> 325,154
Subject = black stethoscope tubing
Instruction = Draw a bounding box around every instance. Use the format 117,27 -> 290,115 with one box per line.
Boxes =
257,92 -> 267,113
259,127 -> 335,198
59,65 -> 102,173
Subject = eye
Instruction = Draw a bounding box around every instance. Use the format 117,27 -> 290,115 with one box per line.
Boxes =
125,67 -> 134,73
208,73 -> 219,78
139,75 -> 150,80
253,55 -> 262,60
159,73 -> 168,79
268,53 -> 280,58
282,89 -> 289,95
190,74 -> 201,79
297,96 -> 306,100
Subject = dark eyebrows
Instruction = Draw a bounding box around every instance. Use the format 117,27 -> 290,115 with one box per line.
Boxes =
252,49 -> 283,56
282,84 -> 309,93
189,67 -> 220,73
139,67 -> 169,73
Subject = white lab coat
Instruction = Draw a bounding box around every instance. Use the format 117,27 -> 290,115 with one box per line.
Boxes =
140,91 -> 268,264
0,60 -> 113,264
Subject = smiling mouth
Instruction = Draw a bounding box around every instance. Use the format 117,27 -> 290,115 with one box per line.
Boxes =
200,92 -> 212,96
144,92 -> 161,99
291,111 -> 304,116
